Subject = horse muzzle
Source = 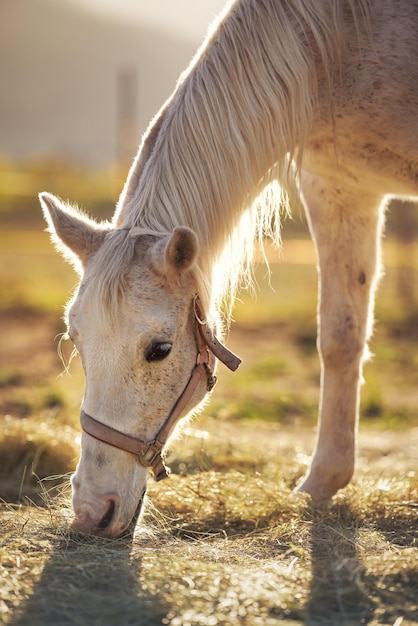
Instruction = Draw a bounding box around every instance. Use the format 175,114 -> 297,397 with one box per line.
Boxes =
71,484 -> 146,538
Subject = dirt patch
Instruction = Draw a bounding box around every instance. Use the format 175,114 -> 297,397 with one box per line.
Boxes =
0,310 -> 65,382
0,311 -> 68,419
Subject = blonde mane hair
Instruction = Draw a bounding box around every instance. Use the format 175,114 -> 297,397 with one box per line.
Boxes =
93,0 -> 368,324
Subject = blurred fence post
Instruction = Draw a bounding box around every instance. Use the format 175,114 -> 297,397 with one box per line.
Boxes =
117,67 -> 139,166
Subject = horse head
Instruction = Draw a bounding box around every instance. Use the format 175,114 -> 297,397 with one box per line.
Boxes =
39,192 -> 225,537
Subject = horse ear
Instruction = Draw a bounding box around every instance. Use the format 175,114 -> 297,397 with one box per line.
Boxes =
149,227 -> 199,278
39,192 -> 108,272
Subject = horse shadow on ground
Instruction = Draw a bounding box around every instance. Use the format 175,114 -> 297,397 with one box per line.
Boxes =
304,501 -> 417,625
9,533 -> 169,626
305,503 -> 375,625
8,500 -> 416,625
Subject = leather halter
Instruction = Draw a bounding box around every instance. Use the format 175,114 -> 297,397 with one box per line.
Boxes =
80,295 -> 241,481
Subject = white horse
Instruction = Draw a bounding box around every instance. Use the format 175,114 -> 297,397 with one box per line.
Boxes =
40,0 -> 417,537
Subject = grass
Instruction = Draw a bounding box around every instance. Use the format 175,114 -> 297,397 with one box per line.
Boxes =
0,217 -> 417,624
0,414 -> 78,504
0,230 -> 76,312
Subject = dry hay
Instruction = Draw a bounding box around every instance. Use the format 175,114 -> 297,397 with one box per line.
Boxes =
0,415 -> 78,505
1,420 -> 417,626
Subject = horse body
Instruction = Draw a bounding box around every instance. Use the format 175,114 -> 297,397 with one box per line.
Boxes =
299,2 -> 418,496
40,0 -> 417,536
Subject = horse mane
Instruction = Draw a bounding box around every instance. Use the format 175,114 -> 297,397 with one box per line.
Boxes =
94,0 -> 370,326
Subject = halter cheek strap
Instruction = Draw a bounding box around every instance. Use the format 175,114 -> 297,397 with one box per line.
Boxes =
80,295 -> 241,481
193,295 -> 241,371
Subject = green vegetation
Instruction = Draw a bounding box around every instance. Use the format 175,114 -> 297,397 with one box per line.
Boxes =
0,157 -> 119,226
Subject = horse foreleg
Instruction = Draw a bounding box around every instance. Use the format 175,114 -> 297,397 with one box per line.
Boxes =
298,173 -> 385,500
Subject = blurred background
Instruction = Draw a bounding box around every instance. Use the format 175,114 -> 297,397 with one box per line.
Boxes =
0,0 -> 417,503
0,0 -> 226,223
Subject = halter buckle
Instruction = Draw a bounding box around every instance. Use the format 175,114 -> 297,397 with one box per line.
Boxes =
138,441 -> 170,481
139,440 -> 163,466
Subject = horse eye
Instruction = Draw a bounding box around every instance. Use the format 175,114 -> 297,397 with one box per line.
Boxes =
145,342 -> 172,362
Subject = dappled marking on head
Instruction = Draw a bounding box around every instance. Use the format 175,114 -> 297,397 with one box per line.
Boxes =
73,227 -> 200,336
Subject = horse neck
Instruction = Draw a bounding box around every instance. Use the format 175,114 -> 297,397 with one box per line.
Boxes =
116,0 -> 349,312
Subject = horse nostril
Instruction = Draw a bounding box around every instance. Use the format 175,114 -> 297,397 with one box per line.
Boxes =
98,499 -> 116,531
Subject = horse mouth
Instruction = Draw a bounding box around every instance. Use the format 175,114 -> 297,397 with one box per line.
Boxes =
98,500 -> 116,531
119,487 -> 147,539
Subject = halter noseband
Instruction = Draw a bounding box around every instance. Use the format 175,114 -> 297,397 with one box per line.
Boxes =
80,295 -> 241,481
